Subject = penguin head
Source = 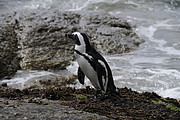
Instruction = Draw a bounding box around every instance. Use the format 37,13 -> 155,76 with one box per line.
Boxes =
65,32 -> 91,52
65,32 -> 81,45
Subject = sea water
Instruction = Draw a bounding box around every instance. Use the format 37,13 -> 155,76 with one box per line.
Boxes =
0,0 -> 180,99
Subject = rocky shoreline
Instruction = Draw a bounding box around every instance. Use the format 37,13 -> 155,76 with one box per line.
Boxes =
0,84 -> 180,120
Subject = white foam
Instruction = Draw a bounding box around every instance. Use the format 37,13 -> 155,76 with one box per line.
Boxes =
105,54 -> 180,99
1,70 -> 54,88
67,61 -> 78,74
157,87 -> 180,99
138,20 -> 180,56
23,0 -> 53,9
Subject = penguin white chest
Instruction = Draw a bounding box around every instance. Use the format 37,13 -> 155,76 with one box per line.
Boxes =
75,53 -> 100,89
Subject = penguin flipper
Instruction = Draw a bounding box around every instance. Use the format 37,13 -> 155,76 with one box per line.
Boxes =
77,67 -> 85,85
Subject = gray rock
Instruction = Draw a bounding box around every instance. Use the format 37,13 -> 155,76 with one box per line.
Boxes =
0,98 -> 112,120
0,9 -> 144,79
17,11 -> 76,70
23,74 -> 77,89
0,17 -> 20,79
77,11 -> 143,54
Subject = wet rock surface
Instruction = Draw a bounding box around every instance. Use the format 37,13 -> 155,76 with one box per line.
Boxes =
0,85 -> 179,120
23,74 -> 77,89
0,9 -> 144,79
0,98 -> 111,120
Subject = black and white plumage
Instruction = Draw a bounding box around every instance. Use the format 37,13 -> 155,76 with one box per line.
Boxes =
66,32 -> 116,94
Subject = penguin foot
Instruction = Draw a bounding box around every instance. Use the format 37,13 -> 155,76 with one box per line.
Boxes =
96,94 -> 108,100
95,90 -> 108,100
86,94 -> 107,102
86,90 -> 109,100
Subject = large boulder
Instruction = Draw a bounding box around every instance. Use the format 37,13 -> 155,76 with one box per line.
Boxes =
0,9 -> 144,79
17,11 -> 79,70
0,20 -> 20,79
78,11 -> 142,54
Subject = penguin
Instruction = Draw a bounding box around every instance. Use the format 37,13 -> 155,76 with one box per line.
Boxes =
65,32 -> 116,94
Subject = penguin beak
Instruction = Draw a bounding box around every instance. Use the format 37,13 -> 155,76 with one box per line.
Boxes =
65,33 -> 80,45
